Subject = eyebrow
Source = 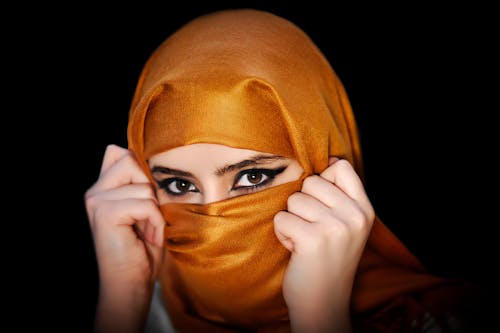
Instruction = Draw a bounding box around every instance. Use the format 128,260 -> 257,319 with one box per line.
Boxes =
215,155 -> 286,176
151,166 -> 194,178
150,154 -> 286,178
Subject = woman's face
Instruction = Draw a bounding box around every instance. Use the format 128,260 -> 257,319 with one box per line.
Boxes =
148,143 -> 304,204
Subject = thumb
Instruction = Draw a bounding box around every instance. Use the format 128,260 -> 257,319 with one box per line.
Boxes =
328,156 -> 340,165
273,211 -> 308,253
146,241 -> 165,282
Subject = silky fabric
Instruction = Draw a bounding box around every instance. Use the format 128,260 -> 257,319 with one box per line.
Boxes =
160,180 -> 302,332
127,9 -> 478,332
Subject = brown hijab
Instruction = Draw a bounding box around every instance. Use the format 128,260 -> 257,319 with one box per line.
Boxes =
128,9 -> 478,332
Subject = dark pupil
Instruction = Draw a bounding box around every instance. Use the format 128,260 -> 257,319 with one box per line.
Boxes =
247,171 -> 263,184
175,180 -> 190,192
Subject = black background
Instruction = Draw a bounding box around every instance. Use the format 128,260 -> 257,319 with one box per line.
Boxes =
11,1 -> 496,331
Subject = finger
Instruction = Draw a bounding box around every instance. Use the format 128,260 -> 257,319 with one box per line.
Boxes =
134,220 -> 147,241
100,144 -> 130,176
286,192 -> 333,224
143,218 -> 163,247
93,152 -> 150,192
154,219 -> 165,248
127,210 -> 165,248
328,156 -> 340,165
145,218 -> 165,249
93,198 -> 165,247
291,181 -> 373,232
87,183 -> 158,204
144,219 -> 154,245
145,240 -> 165,280
301,175 -> 352,209
274,211 -> 311,252
126,205 -> 164,248
320,159 -> 371,206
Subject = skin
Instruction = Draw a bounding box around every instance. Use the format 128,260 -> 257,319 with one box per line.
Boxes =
148,143 -> 304,205
85,143 -> 374,333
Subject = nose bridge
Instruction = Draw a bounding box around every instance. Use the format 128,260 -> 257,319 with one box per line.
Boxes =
201,179 -> 230,204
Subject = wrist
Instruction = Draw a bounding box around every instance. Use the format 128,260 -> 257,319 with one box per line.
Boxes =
288,288 -> 352,333
289,304 -> 352,333
94,279 -> 154,333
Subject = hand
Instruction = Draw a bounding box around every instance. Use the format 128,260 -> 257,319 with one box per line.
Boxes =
274,158 -> 375,333
85,144 -> 165,333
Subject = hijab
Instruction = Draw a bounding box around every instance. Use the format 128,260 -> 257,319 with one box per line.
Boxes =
127,9 -> 478,332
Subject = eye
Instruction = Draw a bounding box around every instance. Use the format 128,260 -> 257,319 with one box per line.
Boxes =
158,178 -> 199,196
232,167 -> 286,191
235,170 -> 269,187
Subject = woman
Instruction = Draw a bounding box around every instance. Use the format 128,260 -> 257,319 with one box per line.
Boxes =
85,8 -> 479,333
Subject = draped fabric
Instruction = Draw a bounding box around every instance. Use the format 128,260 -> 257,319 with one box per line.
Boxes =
127,9 -> 479,332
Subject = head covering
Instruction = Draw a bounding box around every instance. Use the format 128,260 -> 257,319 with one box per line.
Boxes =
128,9 -> 479,332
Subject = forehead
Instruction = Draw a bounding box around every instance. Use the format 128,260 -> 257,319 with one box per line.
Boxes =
148,143 -> 280,168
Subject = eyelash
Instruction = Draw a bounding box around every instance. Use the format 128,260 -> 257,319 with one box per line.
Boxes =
157,166 -> 287,197
157,177 -> 199,196
232,167 -> 286,192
